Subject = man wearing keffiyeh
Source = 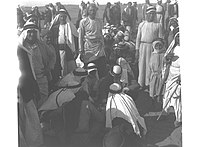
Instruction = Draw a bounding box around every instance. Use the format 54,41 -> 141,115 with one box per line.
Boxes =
48,9 -> 79,79
18,21 -> 56,109
17,21 -> 52,147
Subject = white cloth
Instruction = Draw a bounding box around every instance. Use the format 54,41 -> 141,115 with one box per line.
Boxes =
163,45 -> 181,122
75,54 -> 85,68
116,57 -> 133,86
58,24 -> 66,44
106,93 -> 147,136
50,14 -> 78,53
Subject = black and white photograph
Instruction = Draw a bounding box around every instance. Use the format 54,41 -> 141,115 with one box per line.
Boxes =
16,0 -> 181,146
1,0 -> 219,146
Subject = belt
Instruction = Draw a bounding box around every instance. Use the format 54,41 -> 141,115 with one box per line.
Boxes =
58,44 -> 68,51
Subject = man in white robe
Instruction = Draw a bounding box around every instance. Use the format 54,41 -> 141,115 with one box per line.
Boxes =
162,31 -> 181,127
106,83 -> 147,137
135,6 -> 163,91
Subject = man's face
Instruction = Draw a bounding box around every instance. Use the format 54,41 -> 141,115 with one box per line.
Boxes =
155,42 -> 163,50
88,6 -> 97,18
26,29 -> 38,42
146,12 -> 155,22
59,13 -> 67,24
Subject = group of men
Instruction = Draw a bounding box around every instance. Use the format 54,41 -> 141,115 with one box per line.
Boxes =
17,0 -> 181,147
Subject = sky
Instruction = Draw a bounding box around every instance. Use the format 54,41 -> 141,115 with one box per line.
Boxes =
17,0 -> 170,6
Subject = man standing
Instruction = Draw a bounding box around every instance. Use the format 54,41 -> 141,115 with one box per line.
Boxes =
48,9 -> 78,78
76,1 -> 87,29
156,0 -> 165,29
122,2 -> 133,33
78,3 -> 107,79
142,0 -> 152,21
103,2 -> 112,24
164,0 -> 171,30
44,5 -> 52,29
162,31 -> 181,127
17,24 -> 44,146
109,2 -> 121,27
131,2 -> 138,40
18,21 -> 56,109
135,6 -> 163,91
48,3 -> 57,19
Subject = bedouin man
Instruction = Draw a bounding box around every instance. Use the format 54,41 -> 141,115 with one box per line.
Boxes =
78,3 -> 107,79
135,6 -> 163,92
48,9 -> 78,80
18,21 -> 56,109
162,29 -> 181,128
17,22 -> 44,147
155,0 -> 165,29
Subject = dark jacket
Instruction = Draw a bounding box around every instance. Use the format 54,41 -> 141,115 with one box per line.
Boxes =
17,46 -> 40,103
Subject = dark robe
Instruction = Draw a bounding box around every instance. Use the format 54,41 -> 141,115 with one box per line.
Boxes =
17,46 -> 40,103
110,4 -> 121,26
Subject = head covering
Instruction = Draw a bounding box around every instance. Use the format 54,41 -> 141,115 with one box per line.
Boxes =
56,2 -> 61,5
106,84 -> 147,137
152,38 -> 165,51
109,65 -> 122,77
109,83 -> 122,94
23,20 -> 39,31
18,20 -> 40,46
58,67 -> 87,87
49,9 -> 69,29
86,62 -> 97,74
146,6 -> 156,13
168,17 -> 179,31
58,9 -> 68,15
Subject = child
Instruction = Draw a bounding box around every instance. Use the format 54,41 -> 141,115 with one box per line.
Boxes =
149,38 -> 165,103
